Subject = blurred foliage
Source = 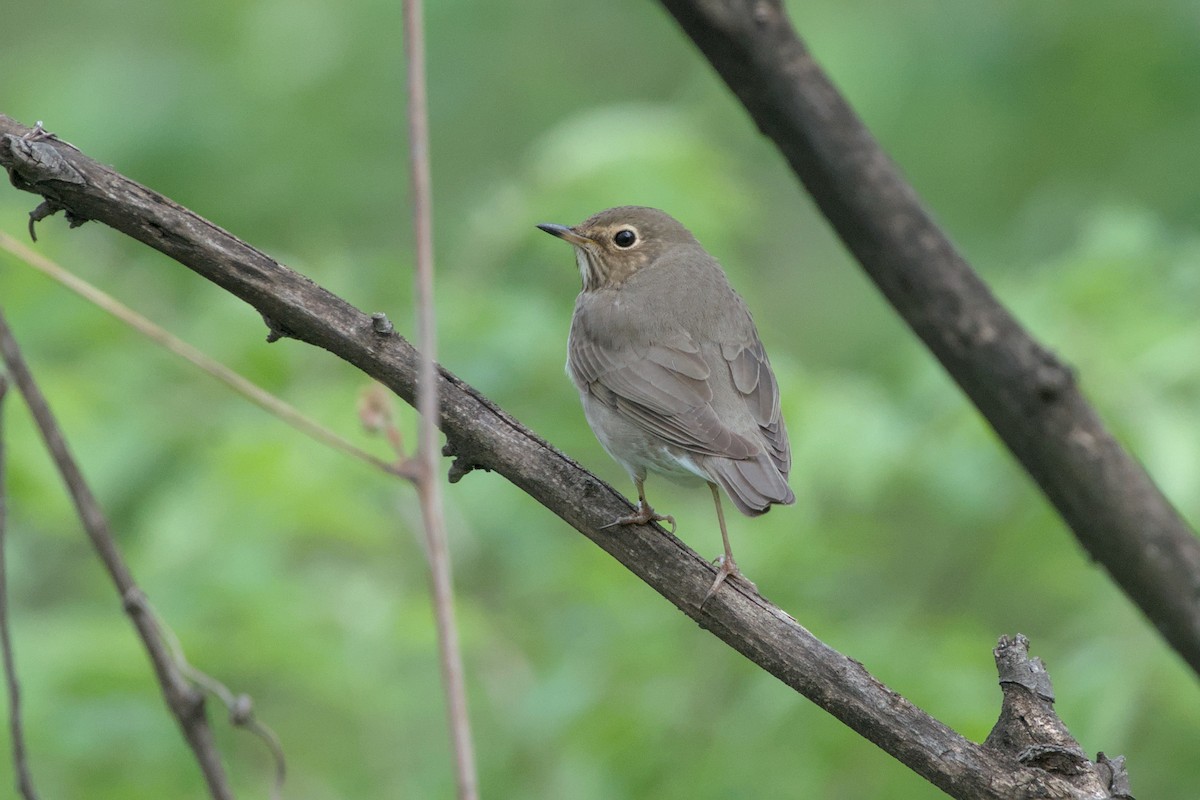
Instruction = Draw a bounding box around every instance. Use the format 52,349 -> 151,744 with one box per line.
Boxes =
1,0 -> 1198,797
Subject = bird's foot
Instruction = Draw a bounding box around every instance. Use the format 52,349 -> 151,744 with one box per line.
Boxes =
701,555 -> 757,608
601,501 -> 677,534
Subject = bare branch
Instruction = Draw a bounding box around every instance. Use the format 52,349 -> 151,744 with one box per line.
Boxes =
159,619 -> 287,800
985,635 -> 1133,798
403,0 -> 480,796
656,0 -> 1200,673
0,372 -> 40,800
0,114 -> 1131,797
0,306 -> 233,800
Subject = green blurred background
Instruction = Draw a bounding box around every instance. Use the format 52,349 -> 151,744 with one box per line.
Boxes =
2,0 -> 1198,797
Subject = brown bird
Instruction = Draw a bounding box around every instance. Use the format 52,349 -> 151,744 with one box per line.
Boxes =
538,206 -> 793,604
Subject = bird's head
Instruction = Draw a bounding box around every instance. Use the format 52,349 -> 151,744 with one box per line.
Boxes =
538,206 -> 697,291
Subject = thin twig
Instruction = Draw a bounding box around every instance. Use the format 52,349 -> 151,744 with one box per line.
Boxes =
0,308 -> 234,800
153,602 -> 287,800
0,232 -> 399,478
0,372 -> 40,800
403,1 -> 479,798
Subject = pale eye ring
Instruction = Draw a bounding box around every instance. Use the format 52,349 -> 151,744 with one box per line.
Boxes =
613,229 -> 637,248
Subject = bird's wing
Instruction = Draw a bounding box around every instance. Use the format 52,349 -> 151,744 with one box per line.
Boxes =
569,332 -> 761,460
721,337 -> 791,477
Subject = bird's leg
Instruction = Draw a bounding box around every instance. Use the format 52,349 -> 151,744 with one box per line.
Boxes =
601,478 -> 676,534
701,482 -> 756,607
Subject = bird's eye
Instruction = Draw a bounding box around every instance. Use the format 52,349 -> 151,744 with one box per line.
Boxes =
613,229 -> 637,248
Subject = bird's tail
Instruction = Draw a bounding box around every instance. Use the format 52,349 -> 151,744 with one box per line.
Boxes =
706,454 -> 795,517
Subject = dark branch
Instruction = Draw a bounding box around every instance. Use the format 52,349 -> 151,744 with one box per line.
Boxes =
657,0 -> 1200,674
985,635 -> 1132,798
0,114 -> 1128,797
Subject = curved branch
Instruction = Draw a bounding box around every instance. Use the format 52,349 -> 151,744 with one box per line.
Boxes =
657,0 -> 1200,673
0,114 -> 1125,798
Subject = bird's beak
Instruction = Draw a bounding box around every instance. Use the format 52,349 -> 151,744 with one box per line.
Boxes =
537,222 -> 593,248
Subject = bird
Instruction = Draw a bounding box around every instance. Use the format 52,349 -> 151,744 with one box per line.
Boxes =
537,206 -> 793,605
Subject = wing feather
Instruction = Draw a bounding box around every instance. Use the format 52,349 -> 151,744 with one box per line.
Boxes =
719,336 -> 791,477
569,332 -> 759,459
568,282 -> 792,493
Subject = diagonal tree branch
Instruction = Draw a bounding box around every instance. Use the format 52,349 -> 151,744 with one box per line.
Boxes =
656,0 -> 1200,674
0,113 -> 1130,797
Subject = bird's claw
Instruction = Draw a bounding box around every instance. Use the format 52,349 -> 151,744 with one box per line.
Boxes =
600,501 -> 676,534
700,555 -> 757,608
